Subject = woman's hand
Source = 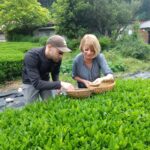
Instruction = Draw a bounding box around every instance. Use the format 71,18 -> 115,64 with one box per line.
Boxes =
93,78 -> 103,85
83,80 -> 92,88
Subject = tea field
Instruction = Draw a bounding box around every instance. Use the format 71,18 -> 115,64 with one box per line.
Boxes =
0,79 -> 149,149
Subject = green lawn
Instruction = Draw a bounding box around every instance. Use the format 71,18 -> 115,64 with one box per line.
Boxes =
0,79 -> 149,149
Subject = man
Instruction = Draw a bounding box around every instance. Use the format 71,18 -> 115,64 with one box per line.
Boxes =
22,35 -> 74,103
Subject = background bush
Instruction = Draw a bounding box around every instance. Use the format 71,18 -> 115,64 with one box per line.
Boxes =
114,35 -> 150,60
38,36 -> 49,46
67,38 -> 80,51
6,34 -> 34,42
99,36 -> 113,51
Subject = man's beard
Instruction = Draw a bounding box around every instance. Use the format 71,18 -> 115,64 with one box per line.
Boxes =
53,57 -> 61,62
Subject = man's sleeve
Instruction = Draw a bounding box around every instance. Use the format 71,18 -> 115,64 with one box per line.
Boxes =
24,53 -> 61,90
98,53 -> 113,75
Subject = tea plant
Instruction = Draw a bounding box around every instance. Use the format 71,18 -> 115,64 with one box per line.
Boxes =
0,42 -> 39,83
0,79 -> 149,149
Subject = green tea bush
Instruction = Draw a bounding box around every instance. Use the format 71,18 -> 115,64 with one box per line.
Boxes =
0,42 -> 39,83
0,79 -> 149,149
0,59 -> 23,83
6,32 -> 49,44
6,34 -> 34,42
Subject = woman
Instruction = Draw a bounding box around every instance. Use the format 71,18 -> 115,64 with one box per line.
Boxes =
72,34 -> 114,88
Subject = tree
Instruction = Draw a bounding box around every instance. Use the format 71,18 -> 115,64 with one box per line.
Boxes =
136,0 -> 150,20
51,0 -> 91,38
0,0 -> 50,35
92,0 -> 140,36
50,0 -> 141,38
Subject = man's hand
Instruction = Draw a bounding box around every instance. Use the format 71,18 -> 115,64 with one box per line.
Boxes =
61,82 -> 75,91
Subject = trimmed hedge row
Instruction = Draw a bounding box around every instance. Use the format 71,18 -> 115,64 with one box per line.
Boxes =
0,59 -> 23,83
0,42 -> 39,83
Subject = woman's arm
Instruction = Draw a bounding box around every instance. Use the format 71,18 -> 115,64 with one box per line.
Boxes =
74,76 -> 92,88
93,53 -> 114,84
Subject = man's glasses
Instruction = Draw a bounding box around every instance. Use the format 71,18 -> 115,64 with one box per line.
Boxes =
58,51 -> 64,55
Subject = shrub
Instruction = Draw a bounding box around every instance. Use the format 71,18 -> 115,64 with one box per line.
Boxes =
39,36 -> 49,46
109,61 -> 126,72
6,34 -> 34,42
99,36 -> 113,51
67,38 -> 80,51
104,51 -> 127,72
0,59 -> 23,83
31,36 -> 41,43
115,35 -> 150,60
61,60 -> 73,75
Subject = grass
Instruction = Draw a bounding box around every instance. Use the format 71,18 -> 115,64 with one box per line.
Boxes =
104,50 -> 150,74
123,57 -> 150,72
0,79 -> 150,149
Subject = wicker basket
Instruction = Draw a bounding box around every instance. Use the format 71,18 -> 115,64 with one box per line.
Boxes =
88,80 -> 115,94
67,88 -> 92,98
89,82 -> 100,87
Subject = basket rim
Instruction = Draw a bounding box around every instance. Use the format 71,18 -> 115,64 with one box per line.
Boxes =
67,88 -> 90,93
88,81 -> 115,91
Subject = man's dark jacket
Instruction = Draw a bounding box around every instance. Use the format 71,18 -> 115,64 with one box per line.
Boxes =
22,47 -> 61,90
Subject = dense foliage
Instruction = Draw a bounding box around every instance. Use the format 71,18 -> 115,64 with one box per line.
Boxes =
0,42 -> 39,83
0,79 -> 149,149
113,34 -> 150,61
136,0 -> 150,20
50,0 -> 141,38
0,0 -> 50,38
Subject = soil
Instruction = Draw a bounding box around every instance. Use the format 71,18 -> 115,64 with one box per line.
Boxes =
0,80 -> 22,92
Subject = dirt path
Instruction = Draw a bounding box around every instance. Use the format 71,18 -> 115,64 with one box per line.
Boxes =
0,80 -> 22,92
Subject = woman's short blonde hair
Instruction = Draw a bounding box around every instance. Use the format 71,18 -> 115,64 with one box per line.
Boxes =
79,34 -> 101,58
